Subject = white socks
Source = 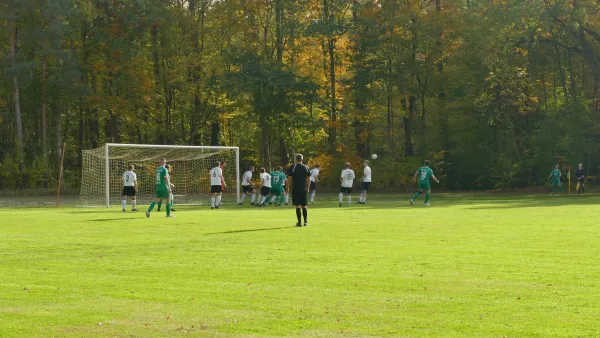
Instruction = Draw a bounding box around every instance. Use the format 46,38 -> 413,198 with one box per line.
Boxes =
211,197 -> 216,207
121,200 -> 126,209
347,195 -> 351,206
359,195 -> 366,202
240,194 -> 247,203
132,200 -> 137,209
216,195 -> 222,206
310,191 -> 316,202
270,196 -> 276,203
284,195 -> 289,204
339,193 -> 343,203
251,194 -> 256,203
261,196 -> 267,204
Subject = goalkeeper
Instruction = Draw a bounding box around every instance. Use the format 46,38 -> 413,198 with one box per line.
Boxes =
548,164 -> 563,194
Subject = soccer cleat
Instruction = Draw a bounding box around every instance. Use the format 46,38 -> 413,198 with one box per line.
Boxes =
166,215 -> 176,218
286,203 -> 289,206
238,202 -> 242,205
311,201 -> 315,204
146,211 -> 150,218
410,199 -> 414,206
211,206 -> 214,210
295,223 -> 302,227
122,209 -> 126,212
303,223 -> 309,227
215,206 -> 220,209
269,202 -> 273,205
339,202 -> 342,207
132,208 -> 138,212
170,208 -> 176,212
424,203 -> 431,207
250,202 -> 255,205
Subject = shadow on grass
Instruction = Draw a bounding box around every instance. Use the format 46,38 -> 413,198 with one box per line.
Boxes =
88,217 -> 140,222
205,226 -> 291,235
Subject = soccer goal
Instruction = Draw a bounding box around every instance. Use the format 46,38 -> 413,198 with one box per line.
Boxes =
79,143 -> 240,207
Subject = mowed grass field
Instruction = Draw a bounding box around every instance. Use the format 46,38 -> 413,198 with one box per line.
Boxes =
1,194 -> 600,337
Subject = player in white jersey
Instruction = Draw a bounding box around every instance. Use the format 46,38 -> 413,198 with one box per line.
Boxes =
339,162 -> 355,207
358,160 -> 371,204
309,164 -> 321,203
239,166 -> 257,205
210,161 -> 226,209
121,165 -> 138,212
257,168 -> 272,207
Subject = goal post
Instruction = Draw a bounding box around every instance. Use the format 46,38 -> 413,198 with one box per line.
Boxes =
79,143 -> 240,207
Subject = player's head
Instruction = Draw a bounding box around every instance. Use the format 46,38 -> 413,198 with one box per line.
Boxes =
363,160 -> 369,167
424,160 -> 430,167
260,167 -> 266,173
159,158 -> 166,166
278,166 -> 284,171
315,164 -> 321,169
249,166 -> 255,172
555,164 -> 560,169
165,164 -> 171,172
215,161 -> 221,168
295,154 -> 303,163
578,163 -> 583,169
345,162 -> 350,169
129,164 -> 134,171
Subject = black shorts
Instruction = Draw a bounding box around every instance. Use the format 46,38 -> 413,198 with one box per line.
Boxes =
242,185 -> 255,193
578,178 -> 585,184
340,187 -> 352,194
122,186 -> 136,197
292,191 -> 308,206
361,182 -> 371,191
211,185 -> 223,193
260,186 -> 271,196
309,181 -> 317,191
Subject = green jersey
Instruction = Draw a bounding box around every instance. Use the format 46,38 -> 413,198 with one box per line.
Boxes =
270,171 -> 286,189
416,166 -> 434,183
551,169 -> 561,181
155,166 -> 169,186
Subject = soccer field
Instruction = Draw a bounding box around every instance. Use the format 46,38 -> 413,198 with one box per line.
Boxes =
1,194 -> 599,337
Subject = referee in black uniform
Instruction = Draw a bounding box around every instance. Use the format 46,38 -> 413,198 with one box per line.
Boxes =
286,154 -> 312,227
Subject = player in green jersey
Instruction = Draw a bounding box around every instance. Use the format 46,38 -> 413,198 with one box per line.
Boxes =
548,164 -> 563,194
269,166 -> 287,206
146,158 -> 175,218
157,164 -> 176,212
410,160 -> 440,207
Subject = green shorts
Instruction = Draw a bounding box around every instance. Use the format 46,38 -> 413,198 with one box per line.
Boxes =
552,180 -> 561,187
271,186 -> 284,196
417,181 -> 431,191
155,185 -> 170,199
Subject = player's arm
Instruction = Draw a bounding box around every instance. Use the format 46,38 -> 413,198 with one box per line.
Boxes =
133,178 -> 138,192
414,169 -> 420,181
221,173 -> 226,188
165,175 -> 172,192
305,174 -> 311,193
432,174 -> 440,184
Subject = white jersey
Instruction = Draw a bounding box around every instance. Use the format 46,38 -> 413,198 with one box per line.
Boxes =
310,168 -> 320,182
122,171 -> 137,187
363,166 -> 372,183
242,171 -> 253,186
261,173 -> 272,188
340,169 -> 355,188
210,167 -> 223,186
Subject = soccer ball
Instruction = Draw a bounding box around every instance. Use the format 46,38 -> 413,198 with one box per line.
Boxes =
371,154 -> 378,160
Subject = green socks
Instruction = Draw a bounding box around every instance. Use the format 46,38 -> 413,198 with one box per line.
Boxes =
424,194 -> 430,204
166,204 -> 171,216
412,191 -> 422,200
148,201 -> 156,213
157,201 -> 162,211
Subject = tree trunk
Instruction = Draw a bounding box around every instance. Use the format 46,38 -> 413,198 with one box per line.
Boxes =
9,23 -> 24,171
41,56 -> 48,163
328,38 -> 337,154
278,136 -> 288,165
402,96 -> 415,157
210,120 -> 220,146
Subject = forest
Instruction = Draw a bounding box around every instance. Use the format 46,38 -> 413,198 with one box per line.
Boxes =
1,0 -> 599,191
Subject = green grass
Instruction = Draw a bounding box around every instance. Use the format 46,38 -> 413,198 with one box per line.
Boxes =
1,194 -> 599,337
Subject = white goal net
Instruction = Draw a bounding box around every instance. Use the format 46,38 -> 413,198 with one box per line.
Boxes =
79,144 -> 239,207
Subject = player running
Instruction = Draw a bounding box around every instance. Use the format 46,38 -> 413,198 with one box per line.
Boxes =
287,154 -> 311,227
548,164 -> 563,194
410,160 -> 440,207
239,166 -> 257,205
158,164 -> 176,212
358,160 -> 371,204
339,162 -> 355,207
210,161 -> 226,209
146,158 -> 175,218
309,164 -> 321,204
269,166 -> 287,206
576,163 -> 585,194
257,168 -> 271,207
121,165 -> 138,212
